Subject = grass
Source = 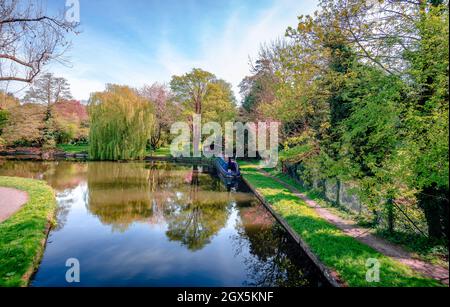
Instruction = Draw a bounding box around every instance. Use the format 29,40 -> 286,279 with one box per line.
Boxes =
147,146 -> 172,157
0,176 -> 57,287
57,144 -> 89,154
240,162 -> 443,287
376,230 -> 449,268
146,147 -> 206,158
263,167 -> 374,225
263,166 -> 449,269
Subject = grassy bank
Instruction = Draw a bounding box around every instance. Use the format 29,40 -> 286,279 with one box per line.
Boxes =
57,144 -> 89,154
240,162 -> 443,287
263,167 -> 449,269
147,147 -> 171,157
0,177 -> 57,287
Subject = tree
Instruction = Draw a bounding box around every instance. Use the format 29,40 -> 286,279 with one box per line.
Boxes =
0,90 -> 19,110
170,68 -> 216,116
170,68 -> 236,132
0,90 -> 19,138
24,73 -> 72,107
239,41 -> 284,121
401,2 -> 449,238
52,100 -> 89,144
23,73 -> 73,148
89,85 -> 155,161
240,0 -> 448,239
0,0 -> 78,83
202,79 -> 236,126
1,103 -> 46,146
139,83 -> 178,149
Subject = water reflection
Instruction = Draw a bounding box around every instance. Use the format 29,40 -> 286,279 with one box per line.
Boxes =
0,159 -> 327,287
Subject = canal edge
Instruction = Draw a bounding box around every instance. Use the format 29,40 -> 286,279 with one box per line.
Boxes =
22,188 -> 57,287
241,176 -> 344,288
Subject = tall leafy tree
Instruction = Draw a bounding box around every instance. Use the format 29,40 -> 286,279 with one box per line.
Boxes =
23,73 -> 73,148
170,68 -> 216,116
89,85 -> 155,161
170,68 -> 236,125
139,83 -> 179,149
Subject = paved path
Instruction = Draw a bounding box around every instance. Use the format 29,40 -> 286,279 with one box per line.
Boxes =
259,169 -> 449,286
0,187 -> 28,223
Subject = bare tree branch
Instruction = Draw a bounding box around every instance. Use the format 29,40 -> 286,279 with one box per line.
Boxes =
0,0 -> 79,83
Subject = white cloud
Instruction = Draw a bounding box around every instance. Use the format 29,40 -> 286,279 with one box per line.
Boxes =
156,0 -> 318,100
2,0 -> 319,101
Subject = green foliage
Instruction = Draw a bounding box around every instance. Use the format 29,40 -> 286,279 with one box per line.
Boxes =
240,0 -> 449,239
52,100 -> 89,145
170,68 -> 237,124
1,103 -> 46,147
240,163 -> 442,287
0,91 -> 20,110
202,80 -> 237,125
89,85 -> 155,161
57,144 -> 89,154
376,229 -> 448,267
0,176 -> 57,287
0,109 -> 9,133
170,68 -> 216,115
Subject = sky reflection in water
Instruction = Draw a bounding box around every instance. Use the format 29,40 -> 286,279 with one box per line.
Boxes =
0,160 -> 327,287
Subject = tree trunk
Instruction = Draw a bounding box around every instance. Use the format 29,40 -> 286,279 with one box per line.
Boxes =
419,185 -> 449,239
386,198 -> 395,234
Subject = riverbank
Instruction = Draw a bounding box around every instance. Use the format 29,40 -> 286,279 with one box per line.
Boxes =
240,162 -> 445,287
264,167 -> 449,271
0,145 -> 173,161
0,177 -> 57,287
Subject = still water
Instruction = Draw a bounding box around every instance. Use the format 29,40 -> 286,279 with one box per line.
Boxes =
0,160 -> 327,287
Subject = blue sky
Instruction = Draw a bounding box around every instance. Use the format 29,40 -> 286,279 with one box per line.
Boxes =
38,0 -> 319,100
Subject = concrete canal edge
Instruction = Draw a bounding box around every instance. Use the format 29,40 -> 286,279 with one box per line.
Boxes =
241,176 -> 343,287
144,156 -> 213,166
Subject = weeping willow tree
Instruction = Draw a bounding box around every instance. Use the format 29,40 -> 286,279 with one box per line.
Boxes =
89,85 -> 155,160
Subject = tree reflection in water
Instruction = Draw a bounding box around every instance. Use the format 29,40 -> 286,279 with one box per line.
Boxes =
152,164 -> 231,251
233,202 -> 325,287
0,159 -> 88,230
0,159 -> 327,286
86,162 -> 231,250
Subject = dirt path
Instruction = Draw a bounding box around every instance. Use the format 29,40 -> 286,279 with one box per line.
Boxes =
0,187 -> 28,223
259,170 -> 449,286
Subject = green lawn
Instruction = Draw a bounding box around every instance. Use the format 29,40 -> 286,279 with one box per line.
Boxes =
263,166 -> 449,269
0,177 -> 57,287
57,144 -> 89,154
240,162 -> 443,287
147,147 -> 198,158
147,147 -> 172,157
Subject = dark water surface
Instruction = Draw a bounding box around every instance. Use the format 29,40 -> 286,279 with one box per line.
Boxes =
0,160 -> 327,287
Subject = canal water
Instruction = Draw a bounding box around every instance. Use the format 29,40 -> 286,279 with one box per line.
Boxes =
0,160 -> 328,287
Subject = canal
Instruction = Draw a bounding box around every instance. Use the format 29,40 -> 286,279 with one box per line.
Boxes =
0,160 -> 328,287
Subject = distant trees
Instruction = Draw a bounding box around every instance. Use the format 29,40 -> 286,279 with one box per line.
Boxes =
0,0 -> 78,83
0,90 -> 19,145
139,83 -> 178,149
202,80 -> 236,126
170,68 -> 216,116
170,68 -> 237,126
0,90 -> 19,109
89,85 -> 155,160
1,103 -> 46,146
22,73 -> 74,148
52,100 -> 89,144
24,73 -> 73,107
0,98 -> 89,148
